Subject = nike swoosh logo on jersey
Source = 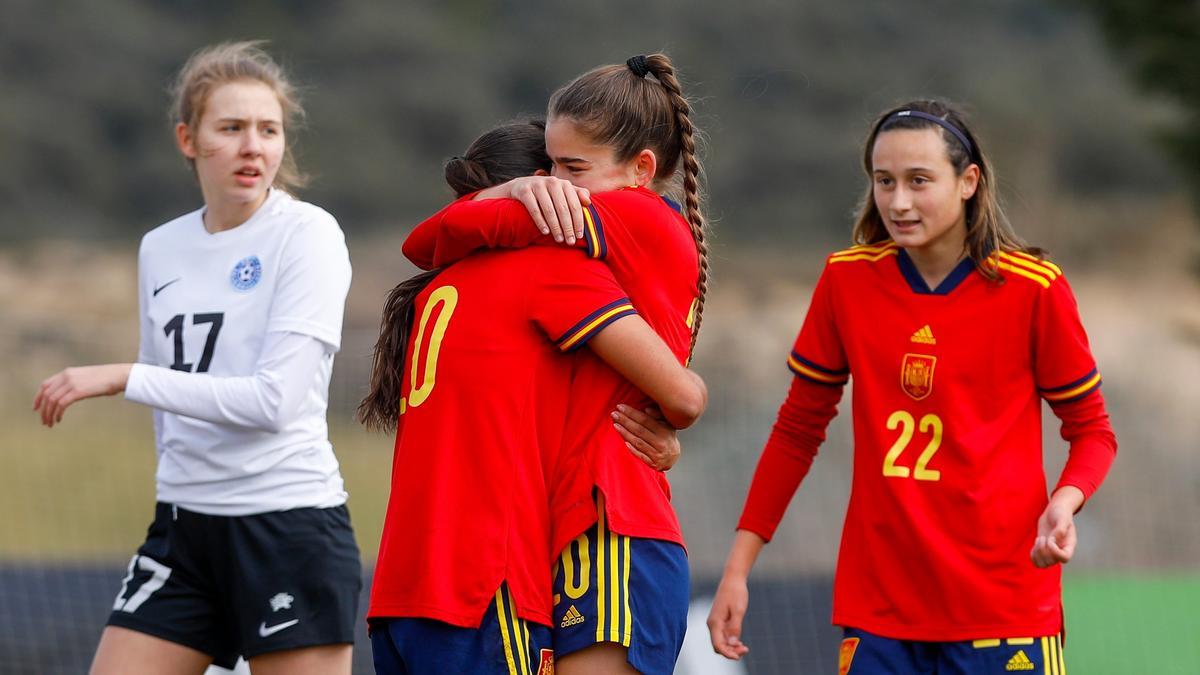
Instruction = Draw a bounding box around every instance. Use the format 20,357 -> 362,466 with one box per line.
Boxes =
153,278 -> 182,296
258,619 -> 300,637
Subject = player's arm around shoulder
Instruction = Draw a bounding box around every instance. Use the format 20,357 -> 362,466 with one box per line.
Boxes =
587,317 -> 707,429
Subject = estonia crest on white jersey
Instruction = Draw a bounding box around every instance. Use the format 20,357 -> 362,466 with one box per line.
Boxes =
135,190 -> 351,515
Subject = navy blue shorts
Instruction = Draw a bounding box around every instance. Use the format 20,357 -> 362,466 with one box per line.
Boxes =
839,626 -> 1067,674
106,502 -> 361,669
371,584 -> 554,675
551,508 -> 689,675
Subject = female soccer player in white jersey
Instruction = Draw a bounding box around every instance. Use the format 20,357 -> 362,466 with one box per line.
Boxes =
32,42 -> 359,675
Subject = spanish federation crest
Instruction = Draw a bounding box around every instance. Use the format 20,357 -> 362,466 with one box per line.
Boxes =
231,255 -> 263,291
901,353 -> 937,401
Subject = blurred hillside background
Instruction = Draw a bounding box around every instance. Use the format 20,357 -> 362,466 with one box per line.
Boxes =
1,0 -> 1198,673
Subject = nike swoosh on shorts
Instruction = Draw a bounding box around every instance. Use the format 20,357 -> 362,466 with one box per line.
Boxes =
258,619 -> 300,637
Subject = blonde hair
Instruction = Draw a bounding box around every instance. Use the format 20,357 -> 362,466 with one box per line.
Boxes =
851,99 -> 1040,279
171,41 -> 307,191
550,54 -> 709,356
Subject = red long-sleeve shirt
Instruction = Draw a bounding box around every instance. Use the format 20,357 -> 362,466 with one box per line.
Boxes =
738,243 -> 1117,641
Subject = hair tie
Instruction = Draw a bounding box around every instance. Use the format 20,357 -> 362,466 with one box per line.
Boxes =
626,55 -> 650,78
885,110 -> 974,158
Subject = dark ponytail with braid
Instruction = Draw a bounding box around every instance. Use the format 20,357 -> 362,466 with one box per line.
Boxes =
549,53 -> 709,357
358,120 -> 552,432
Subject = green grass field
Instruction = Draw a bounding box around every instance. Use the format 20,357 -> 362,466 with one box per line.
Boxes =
1063,575 -> 1200,674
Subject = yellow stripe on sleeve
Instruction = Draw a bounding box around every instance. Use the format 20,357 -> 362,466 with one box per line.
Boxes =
829,247 -> 900,264
1042,372 -> 1102,402
998,252 -> 1059,282
1042,637 -> 1052,675
583,208 -> 602,259
559,304 -> 636,352
787,355 -> 848,384
1011,250 -> 1063,276
831,241 -> 897,256
1059,635 -> 1067,675
996,261 -> 1051,288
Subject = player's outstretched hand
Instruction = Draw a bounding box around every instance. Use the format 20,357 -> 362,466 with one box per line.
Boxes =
707,574 -> 751,660
503,176 -> 590,245
33,364 -> 132,428
612,404 -> 680,471
1031,486 -> 1084,568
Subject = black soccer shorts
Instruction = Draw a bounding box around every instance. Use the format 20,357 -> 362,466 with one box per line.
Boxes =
106,502 -> 361,668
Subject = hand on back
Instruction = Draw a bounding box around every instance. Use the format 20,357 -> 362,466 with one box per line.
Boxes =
611,404 -> 681,471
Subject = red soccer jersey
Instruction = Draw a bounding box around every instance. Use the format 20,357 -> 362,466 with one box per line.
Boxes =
368,247 -> 636,628
404,187 -> 699,554
738,242 -> 1116,641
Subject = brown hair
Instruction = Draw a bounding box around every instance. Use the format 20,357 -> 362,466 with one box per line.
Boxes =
171,41 -> 307,191
357,120 -> 551,432
549,53 -> 709,356
851,99 -> 1040,279
443,120 -> 550,196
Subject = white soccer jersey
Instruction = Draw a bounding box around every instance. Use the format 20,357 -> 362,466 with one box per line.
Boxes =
126,189 -> 352,515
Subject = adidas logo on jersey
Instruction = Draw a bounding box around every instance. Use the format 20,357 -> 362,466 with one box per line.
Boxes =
910,325 -> 936,345
1005,649 -> 1035,671
560,605 -> 585,628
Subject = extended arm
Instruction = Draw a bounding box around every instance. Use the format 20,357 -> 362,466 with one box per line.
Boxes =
35,331 -> 327,433
403,195 -> 547,269
403,177 -> 591,269
1031,391 -> 1117,567
707,375 -> 843,660
586,315 -> 706,430
124,331 -> 327,432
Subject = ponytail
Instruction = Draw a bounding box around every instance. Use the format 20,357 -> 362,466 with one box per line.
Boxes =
550,53 -> 709,357
642,55 -> 709,356
357,270 -> 439,432
358,119 -> 551,432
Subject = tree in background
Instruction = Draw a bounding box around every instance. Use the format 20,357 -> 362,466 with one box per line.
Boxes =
1073,0 -> 1199,198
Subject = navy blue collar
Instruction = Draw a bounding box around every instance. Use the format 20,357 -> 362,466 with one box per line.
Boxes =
895,248 -> 977,295
662,196 -> 682,214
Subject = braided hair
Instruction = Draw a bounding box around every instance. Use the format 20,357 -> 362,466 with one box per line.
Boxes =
549,53 -> 709,358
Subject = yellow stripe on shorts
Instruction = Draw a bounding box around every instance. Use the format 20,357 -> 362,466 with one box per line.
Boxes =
595,507 -> 607,642
512,587 -> 531,675
622,534 -> 632,647
496,589 -> 520,675
609,523 -> 619,642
